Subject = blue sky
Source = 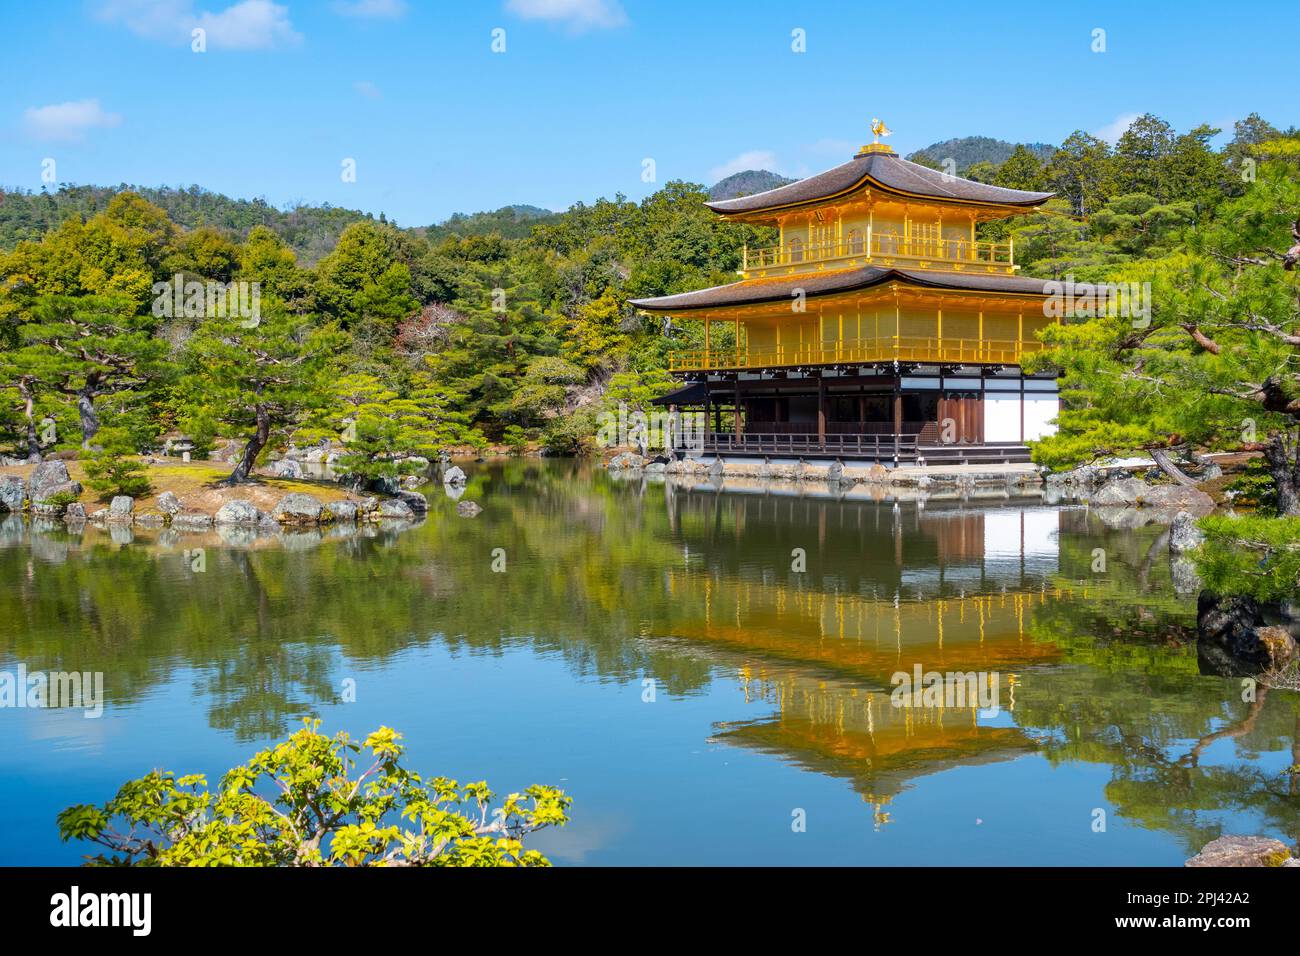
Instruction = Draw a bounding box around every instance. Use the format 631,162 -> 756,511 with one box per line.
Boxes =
0,0 -> 1296,226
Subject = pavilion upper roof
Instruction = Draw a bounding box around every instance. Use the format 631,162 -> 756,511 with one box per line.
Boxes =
705,146 -> 1054,219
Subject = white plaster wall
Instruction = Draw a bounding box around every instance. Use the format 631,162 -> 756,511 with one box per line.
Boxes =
984,394 -> 1022,442
1023,396 -> 1060,440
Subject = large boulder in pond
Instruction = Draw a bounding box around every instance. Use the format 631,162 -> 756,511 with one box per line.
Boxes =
1169,511 -> 1206,554
109,495 -> 134,518
397,490 -> 428,515
32,481 -> 82,510
215,500 -> 262,525
171,511 -> 213,531
0,474 -> 25,512
442,465 -> 467,487
606,452 -> 645,472
456,500 -> 483,518
1091,477 -> 1147,507
27,460 -> 74,502
272,493 -> 326,524
329,500 -> 360,523
365,475 -> 400,496
1044,464 -> 1104,496
372,499 -> 415,521
1186,835 -> 1293,867
1141,483 -> 1215,518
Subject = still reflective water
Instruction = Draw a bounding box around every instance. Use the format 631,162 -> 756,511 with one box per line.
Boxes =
1,460 -> 1296,865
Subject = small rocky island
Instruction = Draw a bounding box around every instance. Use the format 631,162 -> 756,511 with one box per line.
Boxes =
0,458 -> 432,544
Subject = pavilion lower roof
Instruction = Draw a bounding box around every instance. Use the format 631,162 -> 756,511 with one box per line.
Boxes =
628,266 -> 1055,313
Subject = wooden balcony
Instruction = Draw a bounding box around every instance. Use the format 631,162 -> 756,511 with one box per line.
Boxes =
699,431 -> 1033,464
668,336 -> 1044,372
743,232 -> 1015,278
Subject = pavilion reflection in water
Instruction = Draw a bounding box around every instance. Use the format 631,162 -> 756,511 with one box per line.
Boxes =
653,490 -> 1070,823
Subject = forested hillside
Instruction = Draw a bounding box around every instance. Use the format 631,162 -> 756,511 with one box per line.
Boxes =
708,169 -> 796,200
908,135 -> 1055,171
1,112 -> 1297,513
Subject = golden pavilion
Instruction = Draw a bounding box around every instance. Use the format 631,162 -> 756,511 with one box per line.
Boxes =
631,123 -> 1062,464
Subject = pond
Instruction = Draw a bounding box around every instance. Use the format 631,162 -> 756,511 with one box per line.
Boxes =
1,459 -> 1296,865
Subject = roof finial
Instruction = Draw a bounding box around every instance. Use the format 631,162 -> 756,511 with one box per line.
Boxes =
856,119 -> 896,157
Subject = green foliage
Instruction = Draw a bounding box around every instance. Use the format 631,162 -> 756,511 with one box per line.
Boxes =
3,113 -> 1297,473
82,427 -> 151,499
57,721 -> 571,866
1196,516 -> 1300,603
39,489 -> 81,509
1224,458 -> 1278,513
178,306 -> 346,481
542,409 -> 598,456
502,424 -> 528,454
320,371 -> 478,481
1026,162 -> 1300,515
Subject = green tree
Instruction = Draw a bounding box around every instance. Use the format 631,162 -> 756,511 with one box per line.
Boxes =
313,222 -> 419,344
180,307 -> 345,483
321,371 -> 476,482
994,145 -> 1047,191
2,294 -> 168,448
1046,131 -> 1114,217
1027,161 -> 1300,513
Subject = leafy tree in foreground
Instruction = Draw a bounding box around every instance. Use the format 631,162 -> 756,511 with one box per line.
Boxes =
57,721 -> 571,867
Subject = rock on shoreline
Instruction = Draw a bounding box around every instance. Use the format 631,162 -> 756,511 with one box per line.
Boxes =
1196,592 -> 1298,677
1186,835 -> 1295,867
1,477 -> 418,535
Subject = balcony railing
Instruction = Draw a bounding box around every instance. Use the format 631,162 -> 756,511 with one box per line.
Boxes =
668,336 -> 1043,372
743,232 -> 1014,275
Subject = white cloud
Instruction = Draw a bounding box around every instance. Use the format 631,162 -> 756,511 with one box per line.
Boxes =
354,80 -> 382,99
332,0 -> 406,18
1094,112 -> 1140,146
505,0 -> 626,32
23,99 -> 123,143
708,150 -> 782,183
806,137 -> 856,157
95,0 -> 301,50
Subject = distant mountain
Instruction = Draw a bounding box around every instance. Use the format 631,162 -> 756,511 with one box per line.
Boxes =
906,137 -> 1056,172
0,185 -> 558,262
0,183 -> 378,265
708,169 -> 796,201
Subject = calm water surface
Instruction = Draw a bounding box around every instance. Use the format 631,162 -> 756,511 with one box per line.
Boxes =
1,460 -> 1297,865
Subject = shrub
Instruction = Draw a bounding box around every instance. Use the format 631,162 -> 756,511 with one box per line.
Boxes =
502,424 -> 528,455
1196,515 -> 1300,604
39,489 -> 81,509
57,721 -> 571,867
82,427 -> 151,499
